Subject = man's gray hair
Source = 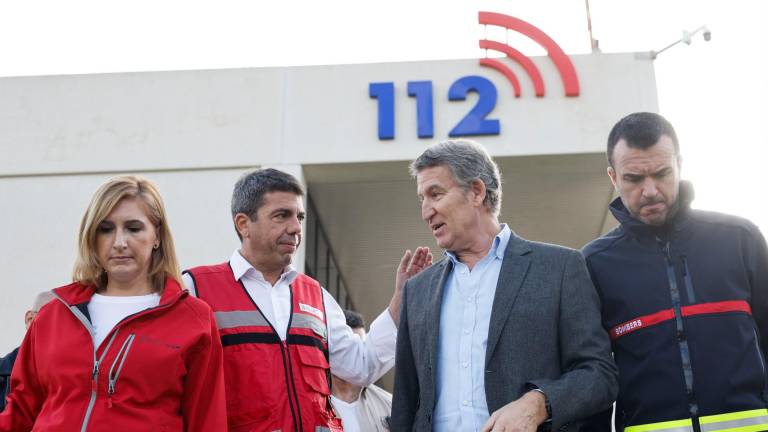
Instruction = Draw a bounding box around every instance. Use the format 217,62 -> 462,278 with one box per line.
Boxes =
409,139 -> 502,216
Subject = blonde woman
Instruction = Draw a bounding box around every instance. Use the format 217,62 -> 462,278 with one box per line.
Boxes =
0,176 -> 226,431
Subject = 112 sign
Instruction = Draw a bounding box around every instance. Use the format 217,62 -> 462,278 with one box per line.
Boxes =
369,75 -> 501,140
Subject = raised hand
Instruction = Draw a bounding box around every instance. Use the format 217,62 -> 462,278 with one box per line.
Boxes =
388,247 -> 433,324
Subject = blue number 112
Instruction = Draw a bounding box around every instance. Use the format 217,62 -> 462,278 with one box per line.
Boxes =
370,76 -> 500,140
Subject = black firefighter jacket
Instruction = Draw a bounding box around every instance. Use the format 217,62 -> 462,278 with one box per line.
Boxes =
582,182 -> 768,431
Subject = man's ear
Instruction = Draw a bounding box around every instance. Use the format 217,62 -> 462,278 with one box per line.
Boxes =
234,213 -> 252,239
469,179 -> 487,208
607,166 -> 618,190
24,310 -> 34,329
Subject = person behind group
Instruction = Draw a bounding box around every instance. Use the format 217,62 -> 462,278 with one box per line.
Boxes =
183,167 -> 431,431
391,139 -> 618,432
330,309 -> 394,432
582,112 -> 768,431
0,175 -> 227,431
0,291 -> 55,413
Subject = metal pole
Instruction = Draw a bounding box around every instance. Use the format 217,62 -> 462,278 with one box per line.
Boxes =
313,209 -> 319,278
336,272 -> 340,298
585,0 -> 599,52
325,247 -> 330,290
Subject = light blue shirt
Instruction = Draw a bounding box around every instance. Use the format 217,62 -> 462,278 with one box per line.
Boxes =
433,225 -> 511,432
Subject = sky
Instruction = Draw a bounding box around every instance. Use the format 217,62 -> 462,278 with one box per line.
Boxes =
1,0 -> 766,232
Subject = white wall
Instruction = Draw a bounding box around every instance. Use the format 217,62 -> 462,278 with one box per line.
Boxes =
0,169 -> 247,352
0,53 -> 657,352
1,53 -> 657,177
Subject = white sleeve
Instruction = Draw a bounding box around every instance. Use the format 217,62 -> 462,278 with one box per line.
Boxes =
181,272 -> 198,297
324,288 -> 397,387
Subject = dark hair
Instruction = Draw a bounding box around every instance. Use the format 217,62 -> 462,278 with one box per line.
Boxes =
231,168 -> 304,239
607,112 -> 679,166
343,309 -> 365,330
409,139 -> 502,216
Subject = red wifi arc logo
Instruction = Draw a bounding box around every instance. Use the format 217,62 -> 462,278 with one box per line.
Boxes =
478,11 -> 580,97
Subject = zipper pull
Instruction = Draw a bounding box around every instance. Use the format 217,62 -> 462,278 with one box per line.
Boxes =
107,380 -> 115,408
656,238 -> 671,260
91,361 -> 100,392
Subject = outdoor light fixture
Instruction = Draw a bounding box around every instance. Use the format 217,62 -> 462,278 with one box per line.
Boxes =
651,25 -> 711,59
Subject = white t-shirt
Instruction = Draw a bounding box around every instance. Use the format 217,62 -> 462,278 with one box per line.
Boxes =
88,293 -> 161,348
330,395 -> 361,432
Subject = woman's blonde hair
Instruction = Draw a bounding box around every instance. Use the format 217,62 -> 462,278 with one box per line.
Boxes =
72,175 -> 182,292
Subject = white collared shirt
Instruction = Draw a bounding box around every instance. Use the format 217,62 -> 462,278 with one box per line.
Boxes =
434,224 -> 512,432
88,293 -> 161,348
182,250 -> 398,386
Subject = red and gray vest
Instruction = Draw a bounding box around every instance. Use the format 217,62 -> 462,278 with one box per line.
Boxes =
185,263 -> 342,432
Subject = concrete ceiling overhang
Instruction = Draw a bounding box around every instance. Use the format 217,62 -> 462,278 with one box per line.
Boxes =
302,152 -> 617,325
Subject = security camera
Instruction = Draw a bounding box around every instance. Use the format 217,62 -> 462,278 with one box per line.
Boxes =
650,24 -> 711,59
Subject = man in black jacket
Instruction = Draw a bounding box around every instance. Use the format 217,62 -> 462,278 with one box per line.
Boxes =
1,291 -> 54,412
583,112 -> 768,432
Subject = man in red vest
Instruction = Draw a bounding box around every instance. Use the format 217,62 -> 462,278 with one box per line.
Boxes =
184,168 -> 431,431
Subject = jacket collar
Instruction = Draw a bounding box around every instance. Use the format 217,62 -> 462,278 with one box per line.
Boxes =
426,258 -> 453,375
52,277 -> 186,308
609,180 -> 695,237
485,232 -> 532,364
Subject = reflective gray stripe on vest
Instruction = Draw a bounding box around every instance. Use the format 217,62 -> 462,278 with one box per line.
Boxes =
291,313 -> 327,340
315,427 -> 331,432
214,310 -> 270,329
700,415 -> 768,432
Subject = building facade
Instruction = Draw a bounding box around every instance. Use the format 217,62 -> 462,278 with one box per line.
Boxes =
0,52 -> 657,354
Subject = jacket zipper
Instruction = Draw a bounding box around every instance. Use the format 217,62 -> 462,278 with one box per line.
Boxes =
236,275 -> 301,431
107,333 -> 136,408
70,310 -> 120,431
680,255 -> 696,303
658,238 -> 700,421
283,294 -> 304,430
52,295 -> 120,432
82,331 -> 120,432
53,291 -> 183,432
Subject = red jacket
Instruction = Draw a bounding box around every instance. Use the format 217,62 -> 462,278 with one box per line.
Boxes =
0,278 -> 227,432
186,263 -> 342,432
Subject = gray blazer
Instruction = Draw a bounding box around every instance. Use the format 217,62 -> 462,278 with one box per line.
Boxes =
391,233 -> 617,431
